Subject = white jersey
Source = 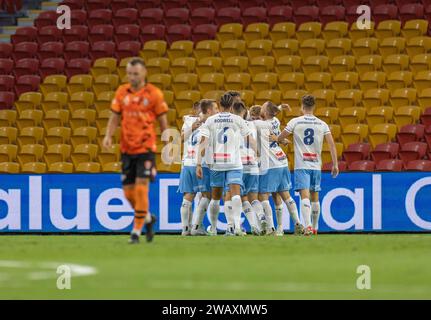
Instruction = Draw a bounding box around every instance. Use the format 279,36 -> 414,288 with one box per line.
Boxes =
200,112 -> 251,171
239,120 -> 259,174
254,117 -> 288,172
181,117 -> 200,167
284,115 -> 331,170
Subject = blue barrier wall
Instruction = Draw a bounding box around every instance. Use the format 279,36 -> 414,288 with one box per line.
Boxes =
0,172 -> 430,233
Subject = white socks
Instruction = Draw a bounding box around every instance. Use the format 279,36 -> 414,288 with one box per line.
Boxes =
209,199 -> 220,230
311,201 -> 320,230
275,204 -> 283,229
251,200 -> 264,230
243,200 -> 257,229
261,200 -> 275,229
231,195 -> 242,231
193,196 -> 209,229
285,197 -> 300,225
180,199 -> 192,231
301,198 -> 312,228
224,200 -> 234,230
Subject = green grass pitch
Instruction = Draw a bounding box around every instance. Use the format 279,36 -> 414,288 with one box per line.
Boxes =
0,234 -> 430,299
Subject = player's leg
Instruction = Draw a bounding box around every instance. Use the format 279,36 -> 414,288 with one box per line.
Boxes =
227,170 -> 244,236
181,192 -> 195,236
123,184 -> 135,209
258,169 -> 275,235
224,190 -> 235,235
310,170 -> 322,235
192,166 -> 212,235
272,192 -> 284,236
294,169 -> 313,235
208,170 -> 223,235
248,192 -> 263,235
241,173 -> 259,235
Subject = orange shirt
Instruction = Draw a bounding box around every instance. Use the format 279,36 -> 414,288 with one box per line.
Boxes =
111,83 -> 168,155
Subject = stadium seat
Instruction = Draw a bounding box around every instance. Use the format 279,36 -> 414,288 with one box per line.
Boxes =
338,107 -> 366,127
17,144 -> 45,166
44,144 -> 72,165
68,92 -> 95,112
362,89 -> 390,109
376,159 -> 404,172
15,92 -> 42,112
302,56 -> 329,75
48,162 -> 74,173
246,40 -> 273,59
299,39 -> 325,59
167,41 -> 194,61
382,54 -> 410,74
275,55 -> 302,73
172,73 -> 198,95
343,143 -> 371,166
278,72 -> 304,91
0,109 -> 16,127
410,54 -> 431,74
283,105 -> 302,123
296,22 -> 321,43
341,124 -> 369,149
215,7 -> 242,26
269,22 -> 295,43
91,58 -> 118,78
60,0 -> 84,10
38,42 -> 64,61
304,72 -> 331,91
37,25 -> 63,44
420,107 -> 431,126
386,71 -> 413,91
140,40 -> 167,62
322,161 -> 347,172
349,160 -> 375,172
413,70 -> 431,93
190,8 -> 215,28
140,24 -> 166,43
248,56 -> 274,77
366,106 -> 394,128
75,162 -> 101,173
138,8 -> 163,28
39,58 -> 66,78
369,123 -> 398,148
89,25 -> 114,45
171,57 -> 197,76
358,71 -> 386,91
148,74 -> 172,91
397,124 -> 425,146
0,59 -> 14,75
90,41 -> 116,61
293,6 -> 320,25
406,36 -> 431,58
352,38 -> 379,58
13,42 -> 38,61
87,9 -> 113,29
325,38 -> 351,60
86,0 -> 111,12
40,92 -> 68,113
251,73 -> 277,92
21,162 -> 47,174
220,40 -> 246,60
191,24 -> 218,42
268,7 -> 293,27
401,19 -> 428,39
405,160 -> 431,171
70,9 -> 88,26
0,91 -> 15,110
335,89 -> 362,109
322,21 -> 348,42
349,20 -> 375,42
373,6 -> 399,26
198,73 -> 224,94
112,8 -> 138,28
225,73 -> 251,91
313,89 -> 336,108
65,58 -> 92,78
273,39 -> 299,60
379,37 -> 406,59
322,142 -> 343,164
44,127 -> 71,146
399,142 -> 428,165
17,127 -> 44,147
281,90 -> 307,108
70,109 -> 97,130
328,55 -> 355,74
356,55 -> 382,76
164,8 -> 190,27
0,43 -> 13,59
394,106 -> 421,129
34,11 -> 58,29
102,161 -> 121,172
390,88 -> 417,108
16,109 -> 43,131
0,162 -> 20,173
217,23 -> 243,43
115,41 -> 141,60
320,5 -> 346,25
67,74 -> 94,96
71,126 -> 98,147
241,7 -> 267,26
43,109 -> 70,131
98,144 -> 120,166
71,144 -> 99,166
0,144 -> 18,162
0,127 -> 17,144
174,91 -> 201,113
11,27 -> 38,44
0,75 -> 14,92
315,107 -> 339,124
255,90 -> 281,105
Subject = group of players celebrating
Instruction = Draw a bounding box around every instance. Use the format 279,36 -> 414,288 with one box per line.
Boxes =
178,91 -> 340,237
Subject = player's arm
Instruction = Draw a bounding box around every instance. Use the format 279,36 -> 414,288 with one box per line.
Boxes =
271,129 -> 291,145
102,111 -> 120,150
245,134 -> 259,157
196,135 -> 209,179
325,132 -> 339,178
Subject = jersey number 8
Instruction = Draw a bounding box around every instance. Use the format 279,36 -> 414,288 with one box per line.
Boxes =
304,128 -> 314,145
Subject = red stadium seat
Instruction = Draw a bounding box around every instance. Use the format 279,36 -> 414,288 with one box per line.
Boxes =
0,59 -> 14,75
293,6 -> 320,25
140,24 -> 166,42
13,42 -> 38,61
216,7 -> 242,26
38,42 -> 64,61
63,25 -> 88,44
239,0 -> 265,11
166,25 -> 192,44
192,24 -> 218,42
399,4 -> 424,23
14,59 -> 40,78
35,11 -> 58,28
64,41 -> 90,61
115,25 -> 140,43
241,7 -> 267,26
89,25 -> 114,45
421,107 -> 431,126
90,41 -> 116,61
70,9 -> 88,25
37,26 -> 63,44
87,9 -> 113,29
376,159 -> 404,172
399,142 -> 428,165
187,0 -> 212,11
11,27 -> 38,44
322,161 -> 347,172
371,143 -> 400,165
317,0 -> 342,9
291,0 -> 313,11
15,75 -> 41,96
39,58 -> 66,78
343,143 -> 371,166
116,41 -> 141,60
0,75 -> 14,91
373,5 -> 399,25
164,8 -> 190,27
426,125 -> 431,150
111,0 -> 137,13
397,124 -> 425,146
320,5 -> 345,25
112,8 -> 138,28
139,8 -> 164,28
137,0 -> 160,11
162,0 -> 188,11
346,5 -> 362,25
190,8 -> 215,28
0,43 -> 13,59
268,6 -> 293,26
213,0 -> 239,11
406,159 -> 431,171
65,58 -> 92,78
0,92 -> 15,110
59,0 -> 84,10
349,160 -> 376,172
86,0 -> 111,12
266,0 -> 289,10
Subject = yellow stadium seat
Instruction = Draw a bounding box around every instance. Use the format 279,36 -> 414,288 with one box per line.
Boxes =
401,19 -> 428,40
41,92 -> 68,113
248,56 -> 274,77
70,109 -> 96,130
237,90 -> 254,106
322,142 -> 343,164
328,55 -> 355,74
296,22 -> 322,43
170,57 -> 196,76
369,123 -> 397,148
356,55 -> 382,76
172,73 -> 198,96
359,71 -> 386,91
48,162 -> 74,173
148,74 -> 172,91
379,37 -> 406,59
269,22 -> 296,43
273,39 -> 299,60
225,73 -> 251,91
322,21 -> 348,41
163,90 -> 174,107
251,73 -> 277,92
102,162 -> 121,172
17,109 -> 43,131
0,127 -> 17,145
223,56 -> 248,77
390,88 -> 417,108
386,71 -> 413,91
299,38 -> 325,59
338,107 -> 366,128
418,88 -> 431,109
366,106 -> 394,128
98,127 -> 120,147
302,55 -> 329,76
413,70 -> 431,93
246,39 -> 272,59
335,89 -> 362,109
312,89 -> 336,108
174,91 -> 201,113
325,38 -> 351,59
282,90 -> 307,108
196,57 -> 222,77
374,20 -> 401,41
71,126 -> 98,148
94,91 -> 115,112
17,144 -> 45,165
91,58 -> 117,78
352,38 -> 378,57
203,90 -> 224,101
216,23 -> 243,43
193,40 -> 220,60
332,72 -> 359,91
40,75 -> 67,97
44,127 -> 71,146
341,124 -> 369,149
140,40 -> 167,61
166,108 -> 176,126
98,144 -> 120,166
349,21 -> 375,42
75,162 -> 101,173
282,106 -> 302,123
362,88 -> 390,109
0,162 -> 20,173
255,90 -> 281,105
167,40 -> 194,61
117,57 -> 133,80
21,162 -> 47,173
18,127 -> 44,147
0,144 -> 17,162
220,40 -> 246,59
315,107 -> 339,124
15,92 -> 43,112
198,73 -> 224,94
304,72 -> 331,91
243,23 -> 269,43
93,74 -> 119,97
410,54 -> 431,74
145,57 -> 170,75
71,144 -> 99,166
278,72 -> 304,91
394,106 -> 421,129
275,55 -> 302,74
0,109 -> 17,127
406,36 -> 431,58
69,92 -> 94,112
67,74 -> 93,96
382,54 -> 409,73
44,144 -> 71,165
